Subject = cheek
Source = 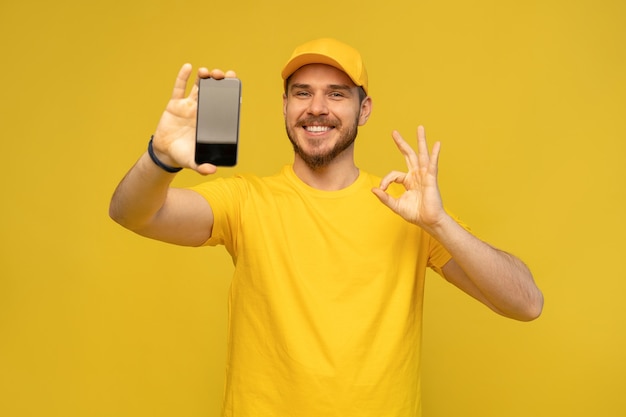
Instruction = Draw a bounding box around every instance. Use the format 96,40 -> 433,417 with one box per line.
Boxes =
284,106 -> 295,123
284,102 -> 307,123
283,101 -> 298,119
340,107 -> 363,126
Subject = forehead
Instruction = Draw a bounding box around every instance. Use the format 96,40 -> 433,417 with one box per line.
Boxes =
288,63 -> 356,89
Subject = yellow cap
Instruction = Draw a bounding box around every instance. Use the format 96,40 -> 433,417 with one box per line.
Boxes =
281,38 -> 368,94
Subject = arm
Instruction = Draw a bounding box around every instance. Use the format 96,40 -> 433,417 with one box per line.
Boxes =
109,64 -> 235,246
435,218 -> 543,321
109,151 -> 214,246
372,126 -> 543,321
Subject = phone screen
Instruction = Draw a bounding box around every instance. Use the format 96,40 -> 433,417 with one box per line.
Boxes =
195,77 -> 242,166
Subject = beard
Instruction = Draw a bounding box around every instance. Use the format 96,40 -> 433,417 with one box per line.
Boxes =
285,115 -> 359,170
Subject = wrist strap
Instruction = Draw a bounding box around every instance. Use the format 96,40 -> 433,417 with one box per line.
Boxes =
147,136 -> 182,173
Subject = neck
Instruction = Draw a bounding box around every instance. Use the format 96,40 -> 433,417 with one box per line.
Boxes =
292,151 -> 359,191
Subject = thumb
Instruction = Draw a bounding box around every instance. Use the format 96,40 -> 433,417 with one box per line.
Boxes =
194,163 -> 218,176
371,187 -> 395,209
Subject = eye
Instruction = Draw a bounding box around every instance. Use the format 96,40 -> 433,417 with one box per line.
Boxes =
328,90 -> 351,100
294,90 -> 311,98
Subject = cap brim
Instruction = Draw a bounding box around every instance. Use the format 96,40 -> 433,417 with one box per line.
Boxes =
281,53 -> 361,88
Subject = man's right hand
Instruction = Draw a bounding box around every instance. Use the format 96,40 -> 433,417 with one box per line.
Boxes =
151,64 -> 237,176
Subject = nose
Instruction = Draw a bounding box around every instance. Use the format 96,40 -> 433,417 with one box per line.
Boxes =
307,93 -> 329,116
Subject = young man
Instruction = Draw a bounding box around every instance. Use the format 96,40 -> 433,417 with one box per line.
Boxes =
110,38 -> 543,417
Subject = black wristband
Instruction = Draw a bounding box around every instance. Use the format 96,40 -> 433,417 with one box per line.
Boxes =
147,136 -> 182,173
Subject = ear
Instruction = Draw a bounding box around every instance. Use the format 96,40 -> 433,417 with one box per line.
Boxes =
283,93 -> 288,118
358,96 -> 372,126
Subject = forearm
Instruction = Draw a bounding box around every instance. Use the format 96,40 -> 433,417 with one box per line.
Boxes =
109,152 -> 177,231
431,215 -> 544,321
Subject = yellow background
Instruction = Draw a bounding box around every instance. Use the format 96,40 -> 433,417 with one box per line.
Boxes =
1,0 -> 625,416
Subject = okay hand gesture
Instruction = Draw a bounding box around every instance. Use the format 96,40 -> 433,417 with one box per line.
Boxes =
372,126 -> 447,233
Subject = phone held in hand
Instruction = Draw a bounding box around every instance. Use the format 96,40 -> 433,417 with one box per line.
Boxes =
195,77 -> 242,166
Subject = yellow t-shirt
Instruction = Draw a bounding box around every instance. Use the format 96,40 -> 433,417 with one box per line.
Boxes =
190,165 -> 453,417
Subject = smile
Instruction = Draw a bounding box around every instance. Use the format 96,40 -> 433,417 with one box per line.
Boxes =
304,125 -> 333,133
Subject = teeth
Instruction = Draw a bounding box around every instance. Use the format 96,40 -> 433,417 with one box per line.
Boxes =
305,126 -> 332,132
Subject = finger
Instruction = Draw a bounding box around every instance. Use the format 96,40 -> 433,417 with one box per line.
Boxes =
417,125 -> 442,174
371,187 -> 396,209
391,130 -> 419,170
429,141 -> 441,174
416,125 -> 430,169
189,67 -> 211,100
172,63 -> 193,99
417,125 -> 427,151
197,67 -> 211,78
207,69 -> 238,79
378,170 -> 407,190
208,68 -> 226,79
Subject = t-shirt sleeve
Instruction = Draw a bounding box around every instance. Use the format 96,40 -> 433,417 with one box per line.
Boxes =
188,176 -> 247,253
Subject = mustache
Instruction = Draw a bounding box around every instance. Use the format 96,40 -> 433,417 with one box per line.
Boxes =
296,116 -> 341,128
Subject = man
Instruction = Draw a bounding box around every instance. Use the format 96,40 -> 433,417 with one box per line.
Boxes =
110,38 -> 543,417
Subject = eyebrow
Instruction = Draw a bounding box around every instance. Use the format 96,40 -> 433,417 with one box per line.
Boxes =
290,83 -> 354,93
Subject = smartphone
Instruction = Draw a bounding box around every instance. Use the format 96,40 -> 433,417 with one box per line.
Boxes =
195,77 -> 242,166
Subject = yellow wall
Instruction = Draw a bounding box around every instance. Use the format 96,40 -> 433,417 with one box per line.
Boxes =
1,0 -> 625,416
